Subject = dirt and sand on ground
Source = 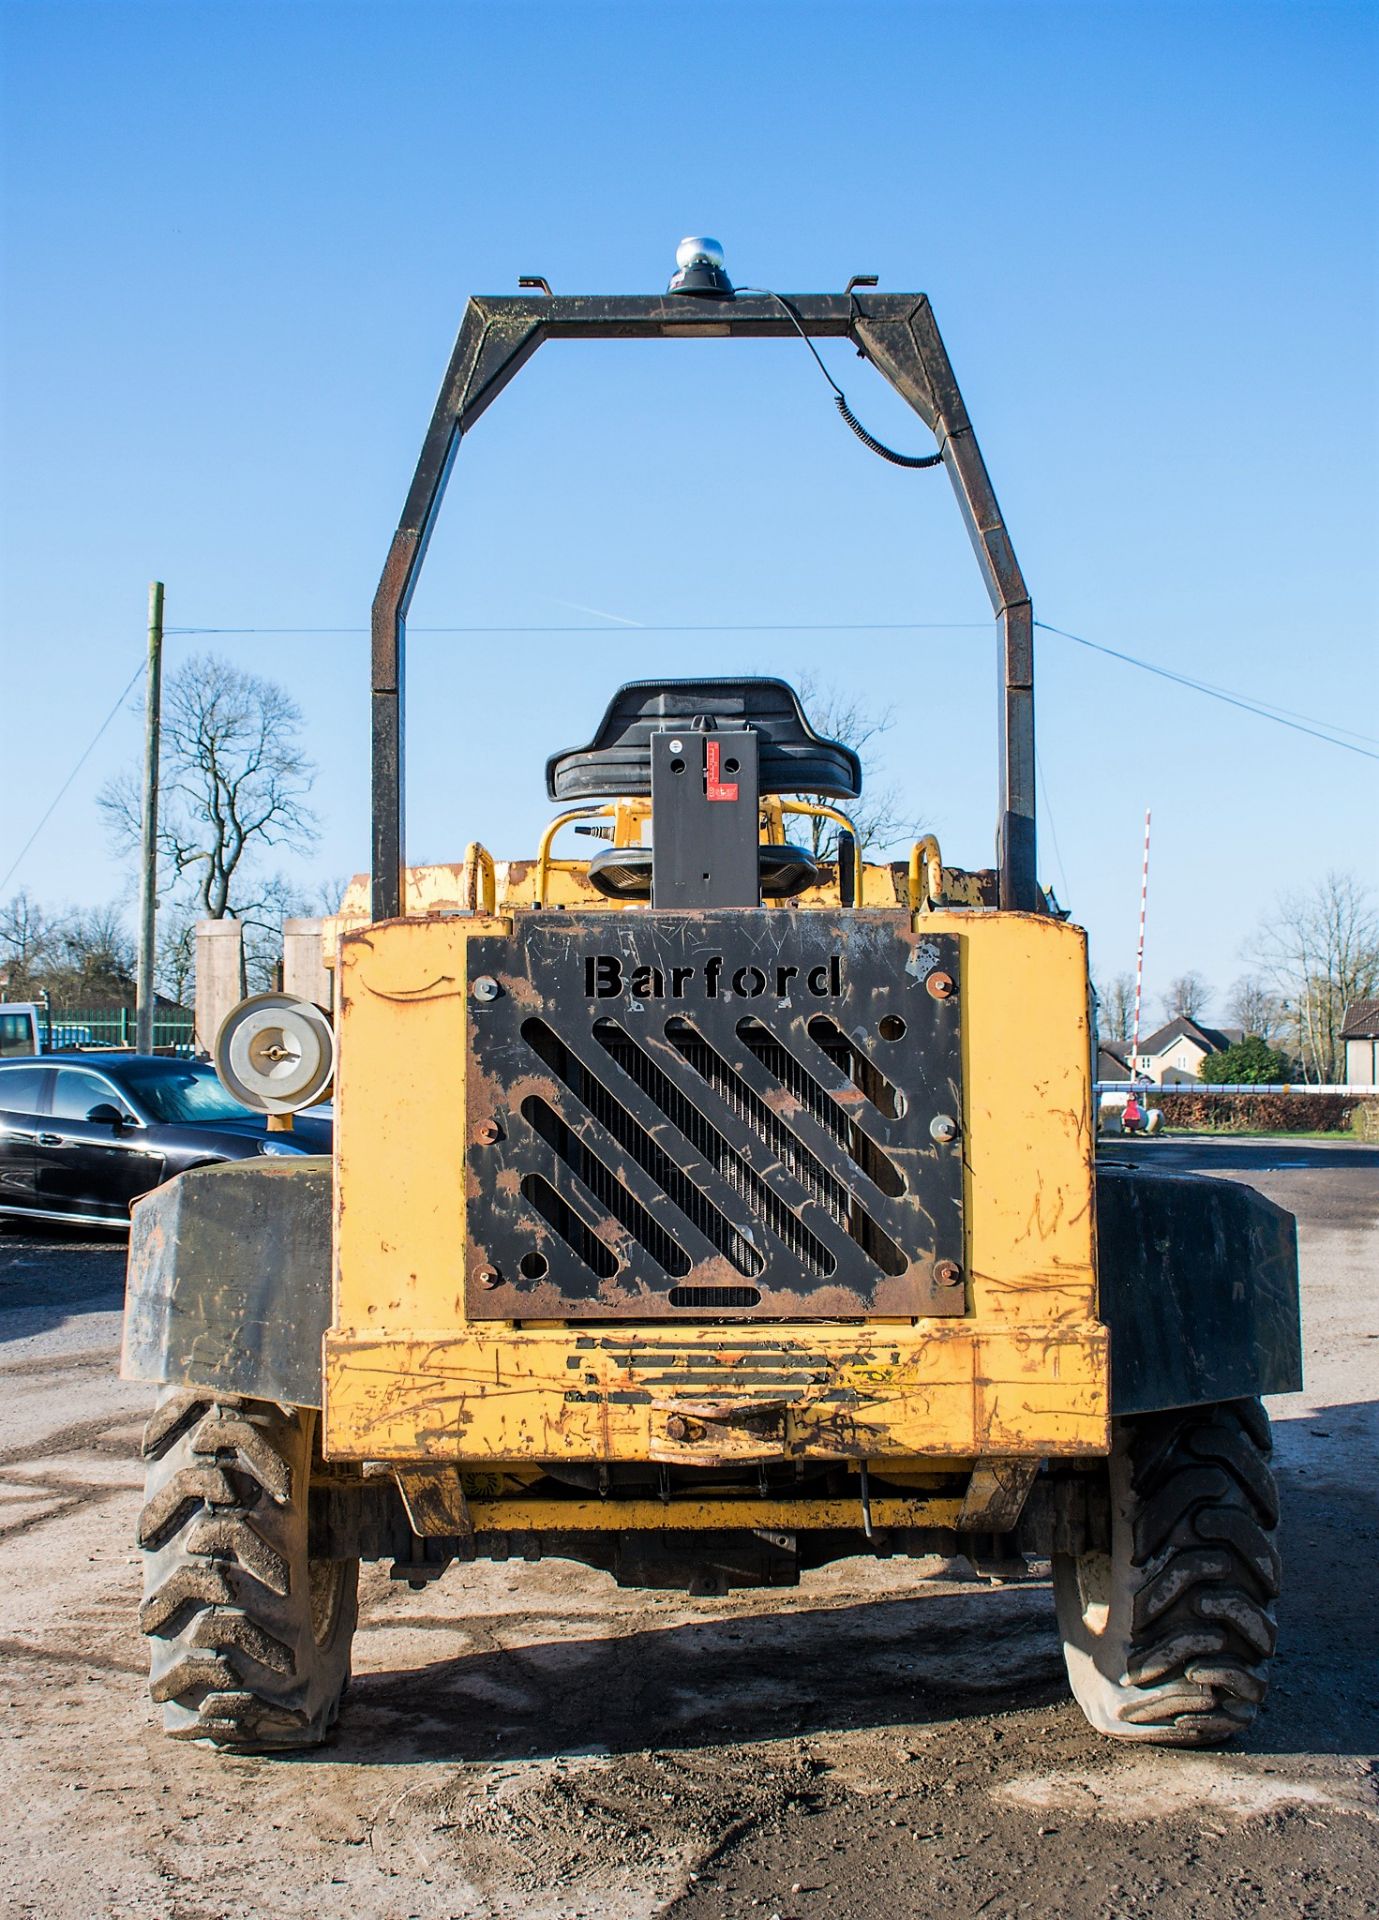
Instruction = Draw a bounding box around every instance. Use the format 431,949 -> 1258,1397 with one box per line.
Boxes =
1,1139 -> 1375,1919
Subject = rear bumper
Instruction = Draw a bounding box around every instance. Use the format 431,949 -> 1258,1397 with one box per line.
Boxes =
321,1319 -> 1111,1464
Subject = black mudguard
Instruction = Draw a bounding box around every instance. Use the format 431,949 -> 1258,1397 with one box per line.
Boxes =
121,1157 -> 331,1408
1095,1164 -> 1301,1415
121,1158 -> 1303,1427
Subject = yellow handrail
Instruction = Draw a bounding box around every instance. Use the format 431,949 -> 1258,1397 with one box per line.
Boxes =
760,795 -> 786,846
463,842 -> 496,915
535,805 -> 616,907
908,835 -> 944,911
779,801 -> 866,907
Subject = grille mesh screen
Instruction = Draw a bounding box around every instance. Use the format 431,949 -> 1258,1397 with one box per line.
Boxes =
464,915 -> 965,1319
517,1010 -> 912,1288
523,1016 -> 764,1275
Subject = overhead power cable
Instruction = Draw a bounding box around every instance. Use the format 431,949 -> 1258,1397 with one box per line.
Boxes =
6,610 -> 1371,890
164,621 -> 988,636
0,659 -> 144,894
164,616 -> 1378,757
1033,621 -> 1379,760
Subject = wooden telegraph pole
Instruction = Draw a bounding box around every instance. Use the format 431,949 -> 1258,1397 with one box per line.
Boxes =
135,581 -> 164,1054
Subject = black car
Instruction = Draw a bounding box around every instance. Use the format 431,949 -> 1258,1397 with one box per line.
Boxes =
0,1053 -> 331,1230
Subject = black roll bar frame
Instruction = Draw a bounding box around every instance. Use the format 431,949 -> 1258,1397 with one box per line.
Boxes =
371,290 -> 1035,920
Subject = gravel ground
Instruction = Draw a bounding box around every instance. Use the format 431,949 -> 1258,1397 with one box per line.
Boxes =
0,1139 -> 1375,1919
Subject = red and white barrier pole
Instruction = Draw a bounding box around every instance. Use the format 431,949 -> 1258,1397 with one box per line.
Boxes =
1131,808 -> 1151,1073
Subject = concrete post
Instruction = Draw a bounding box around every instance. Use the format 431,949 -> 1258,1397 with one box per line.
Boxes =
281,918 -> 331,1010
194,919 -> 244,1056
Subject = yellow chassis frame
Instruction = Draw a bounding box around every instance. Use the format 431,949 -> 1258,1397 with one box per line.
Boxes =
322,856 -> 1110,1473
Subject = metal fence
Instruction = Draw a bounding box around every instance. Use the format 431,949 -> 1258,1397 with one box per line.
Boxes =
40,1007 -> 196,1054
1095,1082 -> 1363,1096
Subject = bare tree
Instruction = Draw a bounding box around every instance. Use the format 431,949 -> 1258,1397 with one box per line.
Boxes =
0,890 -> 61,995
154,897 -> 199,1008
1255,870 -> 1379,1082
0,894 -> 134,1005
237,872 -> 315,993
1225,974 -> 1285,1045
150,876 -> 317,1007
1161,972 -> 1212,1023
792,672 -> 921,860
101,653 -> 318,919
58,904 -> 135,999
310,874 -> 353,917
1094,971 -> 1135,1047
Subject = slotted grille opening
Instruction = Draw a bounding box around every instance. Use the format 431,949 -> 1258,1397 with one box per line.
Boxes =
521,1016 -> 762,1277
593,1017 -> 835,1278
669,1017 -> 906,1277
521,1095 -> 690,1276
667,1286 -> 762,1310
467,921 -> 965,1318
669,1016 -> 854,1219
519,1172 -> 617,1279
804,1015 -> 904,1119
735,1017 -> 906,1202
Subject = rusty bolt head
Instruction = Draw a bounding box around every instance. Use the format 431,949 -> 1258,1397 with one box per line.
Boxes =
476,1121 -> 502,1145
926,970 -> 955,1001
929,1113 -> 958,1145
933,1258 -> 963,1288
472,975 -> 500,1003
476,1266 -> 501,1289
665,1413 -> 691,1442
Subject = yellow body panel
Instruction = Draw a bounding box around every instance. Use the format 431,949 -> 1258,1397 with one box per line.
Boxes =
325,1321 -> 1107,1462
325,889 -> 1106,1465
330,853 -> 991,925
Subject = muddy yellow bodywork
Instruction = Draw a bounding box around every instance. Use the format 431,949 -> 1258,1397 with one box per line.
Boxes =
322,862 -> 1108,1470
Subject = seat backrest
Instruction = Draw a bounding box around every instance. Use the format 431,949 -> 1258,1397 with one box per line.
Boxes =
546,678 -> 862,802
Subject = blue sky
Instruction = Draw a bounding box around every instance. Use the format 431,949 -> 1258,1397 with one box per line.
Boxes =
1,0 -> 1375,1017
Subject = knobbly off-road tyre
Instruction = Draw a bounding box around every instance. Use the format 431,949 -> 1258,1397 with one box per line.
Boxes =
138,1390 -> 358,1751
1053,1397 -> 1279,1745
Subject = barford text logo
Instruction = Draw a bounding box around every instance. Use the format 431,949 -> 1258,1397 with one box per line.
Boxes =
585,953 -> 843,1001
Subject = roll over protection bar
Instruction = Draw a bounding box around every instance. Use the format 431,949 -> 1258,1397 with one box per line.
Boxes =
371,288 -> 1035,920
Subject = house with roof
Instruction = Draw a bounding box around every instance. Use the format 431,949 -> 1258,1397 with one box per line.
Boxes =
1129,1016 -> 1244,1085
1095,1040 -> 1133,1083
1341,1000 -> 1379,1087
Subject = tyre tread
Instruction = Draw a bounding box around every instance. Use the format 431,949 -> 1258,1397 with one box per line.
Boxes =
1056,1397 -> 1279,1746
1123,1399 -> 1278,1737
138,1393 -> 355,1751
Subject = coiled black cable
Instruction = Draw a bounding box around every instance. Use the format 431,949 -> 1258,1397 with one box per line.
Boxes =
832,392 -> 942,469
737,287 -> 944,470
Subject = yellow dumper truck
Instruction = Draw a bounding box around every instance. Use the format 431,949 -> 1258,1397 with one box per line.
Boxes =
123,244 -> 1300,1754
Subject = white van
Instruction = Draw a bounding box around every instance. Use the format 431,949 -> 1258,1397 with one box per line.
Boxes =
0,1003 -> 41,1058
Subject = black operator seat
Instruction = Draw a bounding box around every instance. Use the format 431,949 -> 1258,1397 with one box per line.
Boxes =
547,679 -> 861,904
545,677 -> 863,802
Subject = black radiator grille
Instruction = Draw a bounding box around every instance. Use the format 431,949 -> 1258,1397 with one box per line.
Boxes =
520,1170 -> 617,1280
521,1094 -> 691,1277
662,1018 -> 906,1276
592,1016 -> 835,1276
516,1011 -> 912,1285
462,913 -> 966,1319
523,1016 -> 764,1275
